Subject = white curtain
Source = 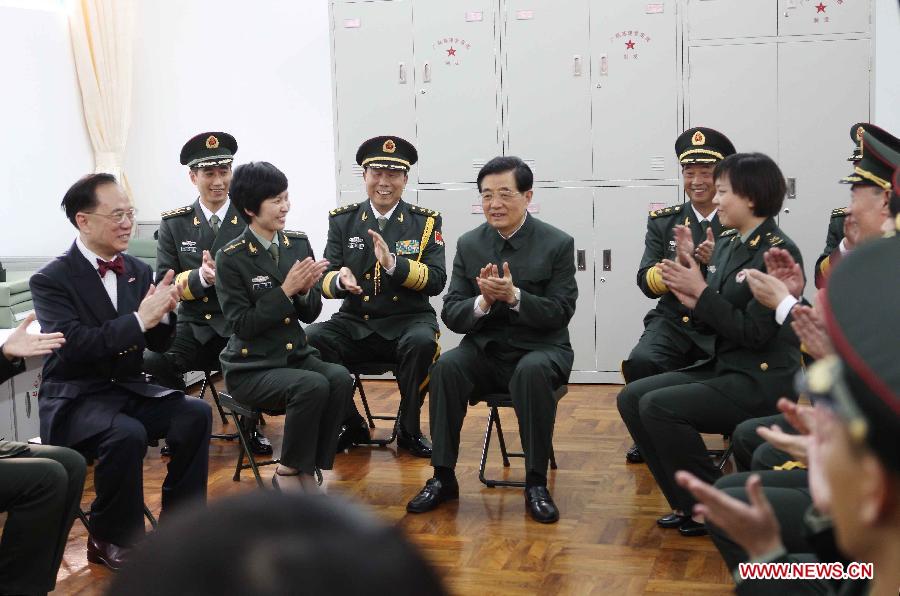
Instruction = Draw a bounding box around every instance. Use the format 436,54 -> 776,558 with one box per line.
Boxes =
68,0 -> 135,191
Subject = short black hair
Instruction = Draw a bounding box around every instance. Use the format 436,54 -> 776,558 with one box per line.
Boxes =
713,152 -> 786,218
60,172 -> 118,228
107,492 -> 448,596
230,161 -> 288,223
477,156 -> 533,193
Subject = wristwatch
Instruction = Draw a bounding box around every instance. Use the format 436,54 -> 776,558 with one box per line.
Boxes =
511,287 -> 521,307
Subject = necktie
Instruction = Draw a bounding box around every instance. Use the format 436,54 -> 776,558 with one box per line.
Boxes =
377,217 -> 388,232
97,255 -> 125,277
209,214 -> 220,235
700,220 -> 710,235
268,243 -> 279,266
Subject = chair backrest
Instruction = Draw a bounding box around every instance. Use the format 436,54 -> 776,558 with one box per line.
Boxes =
479,385 -> 568,407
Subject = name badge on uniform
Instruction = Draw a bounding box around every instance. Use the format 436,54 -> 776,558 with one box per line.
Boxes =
348,236 -> 365,250
735,270 -> 747,284
395,239 -> 420,255
180,240 -> 198,253
251,275 -> 273,291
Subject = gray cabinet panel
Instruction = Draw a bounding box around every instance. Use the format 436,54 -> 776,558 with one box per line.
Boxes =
778,0 -> 871,36
687,0 -> 777,39
10,360 -> 41,442
0,380 -> 14,443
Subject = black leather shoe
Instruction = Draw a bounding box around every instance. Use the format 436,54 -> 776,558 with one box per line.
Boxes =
678,519 -> 708,537
397,428 -> 432,458
248,429 -> 273,456
657,513 -> 689,528
87,535 -> 131,571
336,420 -> 371,452
406,477 -> 459,513
625,443 -> 644,463
525,486 -> 560,523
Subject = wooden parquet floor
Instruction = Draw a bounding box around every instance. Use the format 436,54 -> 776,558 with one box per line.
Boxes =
49,380 -> 734,595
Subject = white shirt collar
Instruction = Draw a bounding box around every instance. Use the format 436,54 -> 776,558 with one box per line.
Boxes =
691,205 -> 717,223
76,236 -> 115,271
198,198 -> 230,225
369,199 -> 400,222
499,212 -> 529,240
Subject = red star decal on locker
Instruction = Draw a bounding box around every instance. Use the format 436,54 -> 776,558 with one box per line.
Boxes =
816,2 -> 826,12
447,47 -> 457,56
625,39 -> 635,50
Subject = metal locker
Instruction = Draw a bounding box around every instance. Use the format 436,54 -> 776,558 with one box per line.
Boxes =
593,186 -> 677,378
687,0 -> 778,40
591,1 -> 679,181
0,379 -> 14,443
338,190 -> 367,207
502,0 -> 592,182
777,39 -> 870,295
687,43 -> 779,160
411,0 -> 501,184
10,362 -> 41,441
779,0 -> 871,36
332,1 -> 416,191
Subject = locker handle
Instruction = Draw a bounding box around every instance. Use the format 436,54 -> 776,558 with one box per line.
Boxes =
399,62 -> 407,84
423,62 -> 431,83
786,177 -> 797,200
599,54 -> 608,76
576,249 -> 586,271
573,55 -> 583,77
602,249 -> 611,272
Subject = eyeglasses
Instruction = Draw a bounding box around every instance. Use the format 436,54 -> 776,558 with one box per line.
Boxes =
480,191 -> 521,202
83,208 -> 138,224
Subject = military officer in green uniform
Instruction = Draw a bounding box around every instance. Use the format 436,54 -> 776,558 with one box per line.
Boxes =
406,156 -> 577,524
143,131 -> 271,455
215,161 -> 353,492
306,136 -> 445,458
618,152 -> 803,538
622,127 -> 736,464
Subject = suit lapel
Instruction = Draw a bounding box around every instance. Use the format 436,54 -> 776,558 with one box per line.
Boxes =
193,201 -> 217,251
212,202 -> 245,253
66,243 -> 118,322
116,256 -> 142,315
245,229 -> 283,283
717,217 -> 777,287
711,212 -> 724,237
358,202 -> 380,272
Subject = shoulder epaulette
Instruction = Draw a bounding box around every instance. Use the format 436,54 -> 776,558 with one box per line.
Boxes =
648,205 -> 681,219
329,203 -> 360,217
160,205 -> 193,220
765,232 -> 784,246
720,228 -> 739,237
283,230 -> 307,239
223,239 -> 247,254
410,204 -> 440,217
831,207 -> 849,218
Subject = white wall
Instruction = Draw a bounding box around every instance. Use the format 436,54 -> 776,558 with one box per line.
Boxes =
126,0 -> 336,256
873,0 -> 900,132
0,5 -> 93,258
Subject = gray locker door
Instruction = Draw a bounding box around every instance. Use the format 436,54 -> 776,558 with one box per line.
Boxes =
594,186 -> 677,374
11,363 -> 41,441
412,0 -> 501,184
777,39 -> 870,294
0,380 -> 14,443
338,190 -> 368,207
332,1 -> 416,190
779,0 -> 871,36
591,2 -> 679,181
503,0 -> 592,182
688,43 -> 779,159
687,0 -> 778,40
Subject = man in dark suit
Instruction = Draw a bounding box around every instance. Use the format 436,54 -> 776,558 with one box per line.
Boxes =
406,156 -> 577,523
143,132 -> 270,455
622,127 -> 735,464
0,313 -> 86,595
307,136 -> 445,458
30,173 -> 212,570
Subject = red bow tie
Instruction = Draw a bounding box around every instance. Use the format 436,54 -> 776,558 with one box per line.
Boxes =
97,255 -> 125,277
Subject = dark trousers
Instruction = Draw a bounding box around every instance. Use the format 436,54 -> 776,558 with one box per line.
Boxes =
709,470 -> 812,571
617,370 -> 775,512
306,320 -> 439,435
143,322 -> 228,391
621,315 -> 708,383
72,395 -> 211,546
0,445 -> 86,595
732,413 -> 795,472
429,341 -> 564,476
225,354 -> 351,473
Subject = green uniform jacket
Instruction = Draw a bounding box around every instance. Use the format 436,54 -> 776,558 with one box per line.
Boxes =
636,202 -> 723,348
691,217 -> 803,402
156,199 -> 245,339
441,214 -> 577,378
320,199 -> 445,340
814,207 -> 847,289
215,228 -> 322,377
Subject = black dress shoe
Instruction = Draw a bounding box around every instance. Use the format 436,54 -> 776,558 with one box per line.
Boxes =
406,478 -> 459,513
678,518 -> 708,537
625,443 -> 644,464
336,420 -> 371,452
397,429 -> 432,458
87,535 -> 130,571
657,513 -> 689,528
525,486 -> 560,523
248,430 -> 273,456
